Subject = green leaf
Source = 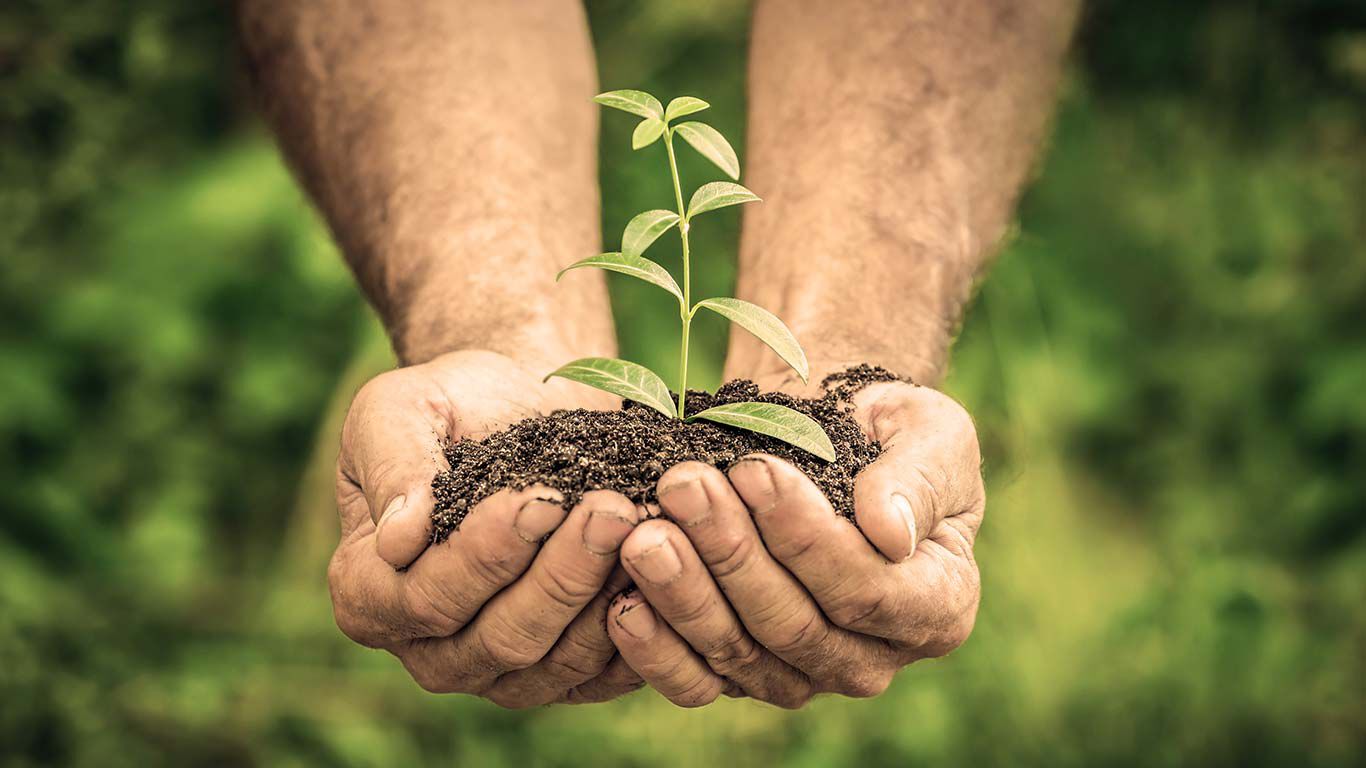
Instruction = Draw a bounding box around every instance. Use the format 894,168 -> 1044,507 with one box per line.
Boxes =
621,209 -> 680,258
687,181 -> 761,219
688,402 -> 836,461
593,90 -> 663,119
632,117 -> 666,149
694,298 -> 810,382
545,357 -> 676,419
557,252 -> 682,302
672,122 -> 740,179
665,96 -> 710,122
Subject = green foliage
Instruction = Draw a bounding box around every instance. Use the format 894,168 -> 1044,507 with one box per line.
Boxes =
2,1 -> 1364,765
620,209 -> 681,258
688,403 -> 836,461
672,122 -> 740,180
558,88 -> 831,455
665,96 -> 710,122
687,180 -> 761,218
592,89 -> 663,119
693,297 -> 809,383
545,357 -> 676,419
558,252 -> 682,302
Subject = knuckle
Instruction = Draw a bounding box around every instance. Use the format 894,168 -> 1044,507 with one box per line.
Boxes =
768,682 -> 816,710
698,629 -> 763,676
479,622 -> 546,672
467,547 -> 528,591
706,529 -> 757,580
766,609 -> 830,658
766,528 -> 821,565
825,582 -> 893,631
403,577 -> 466,637
485,688 -> 539,710
540,647 -> 608,683
840,668 -> 895,699
535,561 -> 601,611
635,645 -> 695,683
925,606 -> 980,658
670,591 -> 719,628
669,674 -> 724,709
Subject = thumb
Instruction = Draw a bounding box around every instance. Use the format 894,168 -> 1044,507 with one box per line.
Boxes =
852,387 -> 983,562
369,465 -> 438,570
341,374 -> 445,569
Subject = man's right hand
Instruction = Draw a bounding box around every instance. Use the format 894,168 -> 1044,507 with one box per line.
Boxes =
329,350 -> 647,706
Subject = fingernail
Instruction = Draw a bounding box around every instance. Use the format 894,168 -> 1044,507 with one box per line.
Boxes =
583,509 -> 637,554
892,493 -> 917,560
379,495 -> 407,526
514,498 -> 567,543
629,539 -> 683,585
616,600 -> 658,640
728,457 -> 776,509
659,478 -> 709,526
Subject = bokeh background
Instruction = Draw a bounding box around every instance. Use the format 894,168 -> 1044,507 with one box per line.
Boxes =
3,1 -> 1364,765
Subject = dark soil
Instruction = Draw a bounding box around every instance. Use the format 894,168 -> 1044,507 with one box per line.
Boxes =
430,364 -> 905,544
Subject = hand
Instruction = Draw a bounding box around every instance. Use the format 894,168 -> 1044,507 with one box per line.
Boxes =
329,349 -> 647,706
605,378 -> 985,708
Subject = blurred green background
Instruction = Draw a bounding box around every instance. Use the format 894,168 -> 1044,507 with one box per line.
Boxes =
3,1 -> 1364,765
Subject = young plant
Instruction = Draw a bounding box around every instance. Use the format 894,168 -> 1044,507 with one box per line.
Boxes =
546,90 -> 835,461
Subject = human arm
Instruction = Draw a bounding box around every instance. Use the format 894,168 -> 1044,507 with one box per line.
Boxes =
608,0 -> 1079,706
238,0 -> 642,705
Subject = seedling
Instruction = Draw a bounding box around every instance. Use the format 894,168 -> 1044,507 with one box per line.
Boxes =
546,90 -> 835,461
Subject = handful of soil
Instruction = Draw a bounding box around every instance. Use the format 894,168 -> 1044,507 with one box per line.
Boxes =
430,365 -> 903,543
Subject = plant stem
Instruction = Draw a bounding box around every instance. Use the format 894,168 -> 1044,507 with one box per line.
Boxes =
664,128 -> 691,419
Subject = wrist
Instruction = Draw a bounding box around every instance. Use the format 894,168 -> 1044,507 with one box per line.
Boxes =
385,255 -> 616,368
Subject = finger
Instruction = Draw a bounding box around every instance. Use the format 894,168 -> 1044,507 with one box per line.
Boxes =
619,519 -> 813,708
397,491 -> 639,694
606,591 -> 729,708
562,655 -> 645,704
485,566 -> 633,708
728,456 -> 897,633
731,455 -> 980,649
657,462 -> 897,697
330,484 -> 566,646
339,370 -> 450,568
886,525 -> 983,658
852,385 -> 985,561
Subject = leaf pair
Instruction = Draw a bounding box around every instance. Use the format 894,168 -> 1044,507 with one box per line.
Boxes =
545,357 -> 836,461
595,90 -> 740,181
557,262 -> 808,384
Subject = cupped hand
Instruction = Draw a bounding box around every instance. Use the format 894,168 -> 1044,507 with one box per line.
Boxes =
329,349 -> 647,706
605,379 -> 985,708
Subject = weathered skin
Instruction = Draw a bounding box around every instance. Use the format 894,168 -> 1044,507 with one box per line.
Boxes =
238,0 -> 1077,707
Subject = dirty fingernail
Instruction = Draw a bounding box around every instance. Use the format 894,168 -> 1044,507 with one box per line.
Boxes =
616,600 -> 658,640
515,499 -> 567,543
629,539 -> 683,585
729,457 -> 776,506
659,478 -> 709,526
892,493 -> 916,560
584,509 -> 637,554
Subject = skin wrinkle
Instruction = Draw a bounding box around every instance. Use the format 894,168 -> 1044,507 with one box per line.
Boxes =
728,0 -> 1078,386
238,0 -> 614,366
245,0 -> 1076,708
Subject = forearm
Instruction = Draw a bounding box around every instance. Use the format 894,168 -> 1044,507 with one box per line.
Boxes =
238,0 -> 615,366
728,0 -> 1078,385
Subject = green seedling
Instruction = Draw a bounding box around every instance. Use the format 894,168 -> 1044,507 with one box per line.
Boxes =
546,89 -> 835,461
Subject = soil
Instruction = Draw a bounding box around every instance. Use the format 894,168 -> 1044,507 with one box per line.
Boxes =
429,364 -> 906,544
